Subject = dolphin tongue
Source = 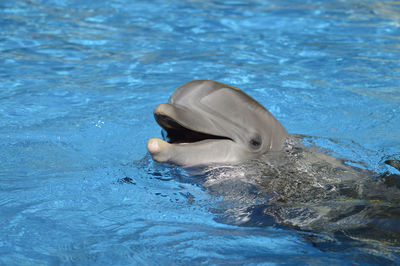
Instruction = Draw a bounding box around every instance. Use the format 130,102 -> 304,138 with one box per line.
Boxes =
153,103 -> 230,142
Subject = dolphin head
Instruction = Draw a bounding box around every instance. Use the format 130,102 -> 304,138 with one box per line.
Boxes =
147,80 -> 288,167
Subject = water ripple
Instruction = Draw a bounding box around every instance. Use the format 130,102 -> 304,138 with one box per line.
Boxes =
1,0 -> 399,264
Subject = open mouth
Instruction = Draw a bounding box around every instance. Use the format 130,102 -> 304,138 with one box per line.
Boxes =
155,114 -> 232,144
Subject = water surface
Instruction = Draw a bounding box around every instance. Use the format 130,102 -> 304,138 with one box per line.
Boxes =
1,0 -> 400,264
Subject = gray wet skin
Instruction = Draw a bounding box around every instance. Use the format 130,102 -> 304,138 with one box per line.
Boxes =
147,80 -> 288,167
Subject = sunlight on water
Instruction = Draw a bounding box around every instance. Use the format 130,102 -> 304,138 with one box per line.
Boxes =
0,0 -> 399,264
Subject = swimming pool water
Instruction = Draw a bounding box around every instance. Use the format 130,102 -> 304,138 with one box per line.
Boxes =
1,0 -> 400,264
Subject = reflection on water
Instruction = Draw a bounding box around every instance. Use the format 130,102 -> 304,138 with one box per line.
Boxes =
1,0 -> 400,264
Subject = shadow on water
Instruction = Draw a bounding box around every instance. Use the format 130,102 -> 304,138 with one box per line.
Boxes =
135,135 -> 400,264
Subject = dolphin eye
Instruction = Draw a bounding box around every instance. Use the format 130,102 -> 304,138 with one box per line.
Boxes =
249,134 -> 262,150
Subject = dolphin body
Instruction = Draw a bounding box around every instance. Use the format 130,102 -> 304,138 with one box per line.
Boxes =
147,80 -> 288,167
146,80 -> 400,259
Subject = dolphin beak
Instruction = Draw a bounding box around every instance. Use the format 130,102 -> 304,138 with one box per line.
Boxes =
147,103 -> 240,166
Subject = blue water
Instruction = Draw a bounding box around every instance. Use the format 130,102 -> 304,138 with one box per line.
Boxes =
1,0 -> 400,264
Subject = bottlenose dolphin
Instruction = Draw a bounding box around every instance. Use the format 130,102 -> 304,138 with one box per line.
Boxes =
147,80 -> 288,167
145,80 -> 400,260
